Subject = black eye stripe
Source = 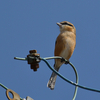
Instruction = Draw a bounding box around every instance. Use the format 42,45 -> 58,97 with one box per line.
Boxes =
61,23 -> 73,27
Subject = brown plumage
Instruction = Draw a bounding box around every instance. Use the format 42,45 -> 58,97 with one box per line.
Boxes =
47,21 -> 76,90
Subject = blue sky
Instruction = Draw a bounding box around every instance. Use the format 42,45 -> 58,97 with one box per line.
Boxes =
0,0 -> 100,100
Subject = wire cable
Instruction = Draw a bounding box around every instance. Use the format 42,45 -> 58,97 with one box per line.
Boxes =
14,56 -> 100,93
1,56 -> 100,100
41,56 -> 78,100
42,56 -> 100,93
0,83 -> 8,90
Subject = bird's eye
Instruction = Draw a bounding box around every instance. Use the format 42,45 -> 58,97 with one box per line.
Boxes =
61,22 -> 73,27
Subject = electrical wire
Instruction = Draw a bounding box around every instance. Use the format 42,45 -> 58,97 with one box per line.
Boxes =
1,56 -> 100,100
41,56 -> 78,100
42,56 -> 100,93
0,83 -> 8,90
14,56 -> 100,93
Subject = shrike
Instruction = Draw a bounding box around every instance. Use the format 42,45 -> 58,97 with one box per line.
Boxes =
47,21 -> 76,90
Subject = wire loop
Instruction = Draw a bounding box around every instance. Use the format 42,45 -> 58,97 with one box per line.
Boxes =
41,56 -> 78,100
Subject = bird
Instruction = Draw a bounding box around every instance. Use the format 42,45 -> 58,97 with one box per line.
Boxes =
47,21 -> 76,90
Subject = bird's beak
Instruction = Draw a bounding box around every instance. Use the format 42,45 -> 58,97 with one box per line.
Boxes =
56,22 -> 62,27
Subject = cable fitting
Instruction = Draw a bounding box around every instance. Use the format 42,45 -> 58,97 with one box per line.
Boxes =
27,50 -> 41,71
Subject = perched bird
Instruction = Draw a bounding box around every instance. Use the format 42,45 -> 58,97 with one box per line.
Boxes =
47,21 -> 76,90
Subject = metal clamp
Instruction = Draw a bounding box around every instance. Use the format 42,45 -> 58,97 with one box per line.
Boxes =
6,89 -> 20,100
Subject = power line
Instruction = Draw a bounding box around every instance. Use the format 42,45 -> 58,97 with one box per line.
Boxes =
1,50 -> 100,100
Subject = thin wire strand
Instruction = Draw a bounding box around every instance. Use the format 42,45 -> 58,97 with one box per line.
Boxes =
0,83 -> 8,90
14,56 -> 100,93
1,56 -> 100,100
43,56 -> 100,93
41,57 -> 78,100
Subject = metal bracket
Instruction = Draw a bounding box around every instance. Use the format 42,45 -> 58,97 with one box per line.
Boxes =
6,89 -> 20,100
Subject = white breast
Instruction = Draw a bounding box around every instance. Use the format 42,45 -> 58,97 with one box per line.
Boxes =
60,38 -> 74,59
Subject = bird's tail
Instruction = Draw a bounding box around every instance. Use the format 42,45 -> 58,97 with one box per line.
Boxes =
47,66 -> 59,90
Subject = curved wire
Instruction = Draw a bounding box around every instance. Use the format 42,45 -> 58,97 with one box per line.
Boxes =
42,56 -> 100,93
41,57 -> 78,100
1,56 -> 100,100
14,56 -> 100,93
